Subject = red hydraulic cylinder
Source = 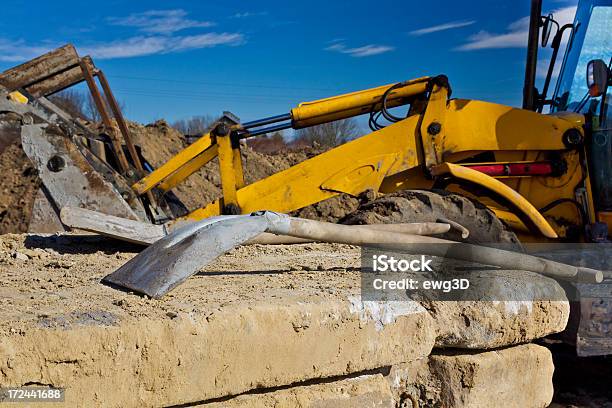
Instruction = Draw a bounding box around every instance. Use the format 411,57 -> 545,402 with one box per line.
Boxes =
464,162 -> 555,177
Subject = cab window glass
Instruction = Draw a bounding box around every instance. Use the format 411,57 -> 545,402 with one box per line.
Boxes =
554,5 -> 612,116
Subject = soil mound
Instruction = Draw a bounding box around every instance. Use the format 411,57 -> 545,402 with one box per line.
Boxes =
0,120 -> 357,231
0,142 -> 40,234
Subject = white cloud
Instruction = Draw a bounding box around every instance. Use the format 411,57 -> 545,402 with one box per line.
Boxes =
0,8 -> 245,62
543,5 -> 578,30
456,6 -> 576,51
456,30 -> 527,50
108,9 -> 214,34
409,20 -> 476,36
325,41 -> 394,57
231,11 -> 268,19
0,33 -> 244,61
0,39 -> 59,62
83,33 -> 244,59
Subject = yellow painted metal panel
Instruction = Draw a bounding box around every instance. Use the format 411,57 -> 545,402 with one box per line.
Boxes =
217,134 -> 239,208
233,145 -> 245,189
442,99 -> 578,153
320,153 -> 397,195
8,91 -> 28,104
419,84 -> 448,167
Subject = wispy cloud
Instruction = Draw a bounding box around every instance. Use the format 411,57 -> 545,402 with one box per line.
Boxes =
82,33 -> 244,59
0,8 -> 246,62
536,55 -> 566,80
409,20 -> 476,36
231,11 -> 269,19
108,9 -> 214,34
456,6 -> 576,51
0,33 -> 244,61
325,41 -> 394,57
0,39 -> 57,62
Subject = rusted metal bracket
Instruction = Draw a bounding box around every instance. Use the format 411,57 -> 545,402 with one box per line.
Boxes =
0,44 -> 190,228
0,44 -> 80,92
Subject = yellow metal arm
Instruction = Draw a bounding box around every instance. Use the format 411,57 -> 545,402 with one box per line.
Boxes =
182,116 -> 423,222
131,78 -> 432,200
291,77 -> 430,128
132,133 -> 215,195
176,96 -> 584,240
158,145 -> 218,192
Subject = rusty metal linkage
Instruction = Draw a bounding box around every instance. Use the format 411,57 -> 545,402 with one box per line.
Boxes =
79,58 -> 131,173
0,43 -> 163,219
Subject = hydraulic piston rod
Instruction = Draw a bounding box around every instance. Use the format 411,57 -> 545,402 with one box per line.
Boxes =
290,77 -> 430,128
238,77 -> 432,137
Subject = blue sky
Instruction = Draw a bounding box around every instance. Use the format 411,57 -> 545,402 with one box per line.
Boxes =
0,0 -> 578,125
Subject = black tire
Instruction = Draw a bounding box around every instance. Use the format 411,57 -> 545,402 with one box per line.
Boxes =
342,189 -> 520,245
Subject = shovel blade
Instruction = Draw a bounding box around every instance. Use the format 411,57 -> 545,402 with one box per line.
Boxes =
103,215 -> 269,298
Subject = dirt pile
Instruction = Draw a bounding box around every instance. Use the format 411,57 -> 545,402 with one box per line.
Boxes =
0,120 -> 358,233
0,142 -> 40,234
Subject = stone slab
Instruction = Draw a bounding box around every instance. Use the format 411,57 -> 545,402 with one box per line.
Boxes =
0,236 -> 434,407
389,344 -> 555,408
197,344 -> 555,408
201,373 -> 394,408
0,234 -> 569,406
425,269 -> 569,348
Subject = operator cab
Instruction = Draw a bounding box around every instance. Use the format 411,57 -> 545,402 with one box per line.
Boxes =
547,0 -> 612,212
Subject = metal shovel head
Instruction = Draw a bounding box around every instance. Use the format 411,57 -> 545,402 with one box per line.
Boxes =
103,215 -> 269,298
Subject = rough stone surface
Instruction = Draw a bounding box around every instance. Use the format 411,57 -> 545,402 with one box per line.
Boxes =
0,234 -> 569,407
200,374 -> 394,408
0,235 -> 434,407
423,269 -> 570,349
204,344 -> 556,408
363,254 -> 570,349
428,298 -> 569,349
389,344 -> 555,408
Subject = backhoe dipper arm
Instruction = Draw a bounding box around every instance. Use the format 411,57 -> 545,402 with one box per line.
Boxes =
131,77 -> 432,197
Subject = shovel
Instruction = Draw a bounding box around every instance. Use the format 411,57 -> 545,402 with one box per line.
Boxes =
103,211 -> 603,298
60,206 -> 451,245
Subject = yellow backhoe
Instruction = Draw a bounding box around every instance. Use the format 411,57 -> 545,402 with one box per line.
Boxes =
0,0 -> 609,355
